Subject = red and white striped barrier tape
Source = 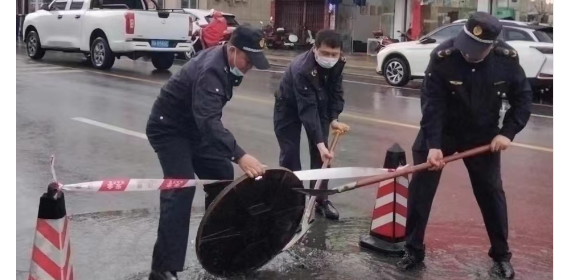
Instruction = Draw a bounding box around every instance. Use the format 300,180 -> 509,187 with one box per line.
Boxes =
54,165 -> 392,193
61,179 -> 223,192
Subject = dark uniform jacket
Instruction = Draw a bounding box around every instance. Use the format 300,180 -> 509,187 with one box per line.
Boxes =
415,38 -> 532,151
148,44 -> 246,162
275,50 -> 346,145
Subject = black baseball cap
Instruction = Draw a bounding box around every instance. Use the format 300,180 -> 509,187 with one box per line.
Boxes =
230,25 -> 270,70
454,12 -> 502,61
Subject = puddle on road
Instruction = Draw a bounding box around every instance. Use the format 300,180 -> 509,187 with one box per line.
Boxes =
67,209 -> 552,280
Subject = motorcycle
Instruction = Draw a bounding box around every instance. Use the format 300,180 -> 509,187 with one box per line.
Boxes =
276,27 -> 298,49
260,18 -> 275,48
305,28 -> 315,47
182,26 -> 232,60
372,30 -> 399,53
397,29 -> 413,42
261,17 -> 298,50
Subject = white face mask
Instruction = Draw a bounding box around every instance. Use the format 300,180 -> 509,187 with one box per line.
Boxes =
229,47 -> 244,77
315,52 -> 338,69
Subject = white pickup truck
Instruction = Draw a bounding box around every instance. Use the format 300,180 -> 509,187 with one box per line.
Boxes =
23,0 -> 193,70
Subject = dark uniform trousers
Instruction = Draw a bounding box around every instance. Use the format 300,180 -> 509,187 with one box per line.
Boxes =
146,120 -> 233,272
274,101 -> 330,202
406,132 -> 511,262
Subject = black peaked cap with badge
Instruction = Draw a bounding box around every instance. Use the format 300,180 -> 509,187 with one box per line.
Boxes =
454,12 -> 502,61
230,24 -> 270,70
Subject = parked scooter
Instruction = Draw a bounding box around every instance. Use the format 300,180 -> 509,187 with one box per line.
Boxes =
372,30 -> 399,53
184,30 -> 202,60
260,18 -> 275,48
397,29 -> 413,42
306,28 -> 315,47
275,27 -> 298,49
260,17 -> 297,49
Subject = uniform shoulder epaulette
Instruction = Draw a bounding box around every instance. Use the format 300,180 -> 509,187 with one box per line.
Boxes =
434,48 -> 457,59
494,46 -> 518,58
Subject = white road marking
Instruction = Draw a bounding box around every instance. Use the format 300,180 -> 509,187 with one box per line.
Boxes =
19,70 -> 84,74
394,95 -> 552,119
71,117 -> 148,140
17,66 -> 69,72
16,64 -> 60,68
253,68 -> 421,91
15,55 -> 547,153
533,103 -> 553,108
530,114 -> 553,119
256,69 -> 284,74
71,114 -> 552,153
394,95 -> 421,100
344,79 -> 421,91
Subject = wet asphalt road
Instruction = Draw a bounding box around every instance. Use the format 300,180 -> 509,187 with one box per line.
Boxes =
16,48 -> 553,280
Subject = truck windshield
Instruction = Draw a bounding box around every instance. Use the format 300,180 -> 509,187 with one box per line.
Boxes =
99,0 -> 145,9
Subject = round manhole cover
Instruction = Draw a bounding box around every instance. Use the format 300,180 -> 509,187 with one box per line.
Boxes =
196,168 -> 305,277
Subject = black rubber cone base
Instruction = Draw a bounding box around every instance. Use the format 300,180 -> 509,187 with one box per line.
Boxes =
196,168 -> 306,277
384,143 -> 407,169
359,235 -> 405,257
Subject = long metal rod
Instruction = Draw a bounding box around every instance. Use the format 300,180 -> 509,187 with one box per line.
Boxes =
294,145 -> 491,196
282,129 -> 344,251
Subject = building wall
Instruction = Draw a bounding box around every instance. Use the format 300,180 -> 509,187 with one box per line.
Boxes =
393,0 -> 408,41
206,0 -> 272,26
336,0 -> 397,46
163,0 -> 181,8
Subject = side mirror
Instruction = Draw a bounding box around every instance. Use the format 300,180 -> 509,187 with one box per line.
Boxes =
419,37 -> 436,44
40,4 -> 49,10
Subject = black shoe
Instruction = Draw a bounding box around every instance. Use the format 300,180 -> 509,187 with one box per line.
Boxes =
492,260 -> 515,279
396,250 -> 425,271
149,271 -> 178,280
315,200 -> 339,220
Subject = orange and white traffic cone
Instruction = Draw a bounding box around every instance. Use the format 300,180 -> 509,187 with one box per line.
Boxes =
359,143 -> 408,256
29,182 -> 73,280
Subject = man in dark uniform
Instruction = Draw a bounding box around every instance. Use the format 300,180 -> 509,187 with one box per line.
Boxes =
396,12 -> 532,279
145,25 -> 270,280
273,30 -> 350,220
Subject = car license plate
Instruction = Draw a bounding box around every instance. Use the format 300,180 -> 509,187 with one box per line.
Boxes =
151,40 -> 170,48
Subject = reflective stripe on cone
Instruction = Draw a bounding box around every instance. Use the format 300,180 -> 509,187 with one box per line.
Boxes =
29,184 -> 73,280
370,175 -> 409,241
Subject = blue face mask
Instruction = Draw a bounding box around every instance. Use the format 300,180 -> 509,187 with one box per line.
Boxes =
230,47 -> 244,77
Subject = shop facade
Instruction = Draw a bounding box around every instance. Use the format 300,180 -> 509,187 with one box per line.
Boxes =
335,0 -> 399,52
331,0 -> 478,53
272,0 -> 328,44
331,0 -> 554,53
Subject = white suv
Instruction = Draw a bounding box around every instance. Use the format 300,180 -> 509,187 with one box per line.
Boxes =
454,19 -> 553,42
376,20 -> 553,102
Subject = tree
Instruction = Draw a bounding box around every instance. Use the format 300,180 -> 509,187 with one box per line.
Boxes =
531,0 -> 553,23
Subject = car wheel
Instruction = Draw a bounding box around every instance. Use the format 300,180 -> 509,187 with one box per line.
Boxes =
383,57 -> 410,87
90,37 -> 115,70
151,53 -> 175,70
26,31 -> 45,60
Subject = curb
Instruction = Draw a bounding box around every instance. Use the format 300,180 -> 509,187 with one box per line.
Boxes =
267,56 -> 382,78
266,56 -> 378,75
